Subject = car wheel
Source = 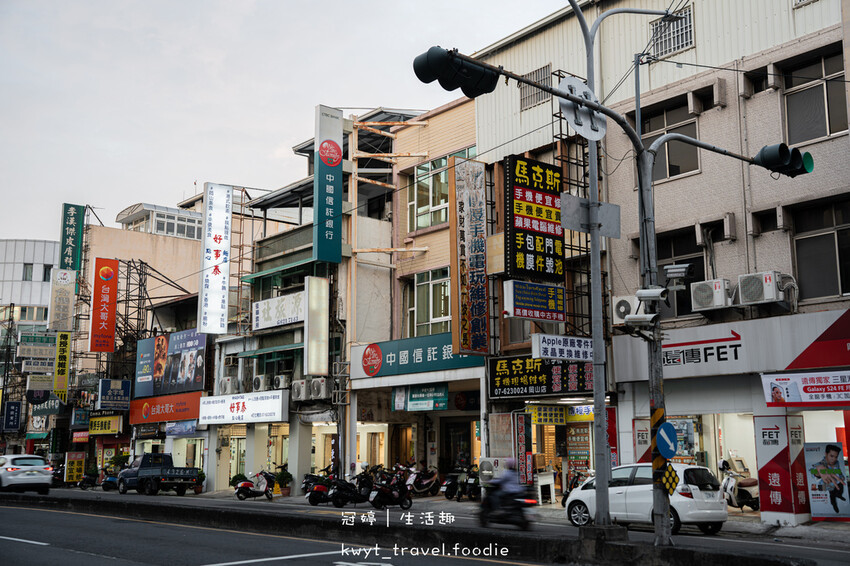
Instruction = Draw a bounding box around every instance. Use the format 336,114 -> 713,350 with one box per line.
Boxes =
670,508 -> 681,535
568,501 -> 592,527
175,485 -> 187,497
697,522 -> 722,535
143,480 -> 159,496
118,480 -> 127,494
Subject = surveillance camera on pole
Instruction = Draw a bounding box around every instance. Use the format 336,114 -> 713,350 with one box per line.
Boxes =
636,287 -> 668,302
623,313 -> 659,328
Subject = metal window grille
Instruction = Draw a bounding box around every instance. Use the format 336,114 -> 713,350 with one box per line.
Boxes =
520,64 -> 552,111
651,6 -> 693,59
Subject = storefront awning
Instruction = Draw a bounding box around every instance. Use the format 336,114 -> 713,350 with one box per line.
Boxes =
240,259 -> 314,283
25,432 -> 49,440
237,343 -> 304,358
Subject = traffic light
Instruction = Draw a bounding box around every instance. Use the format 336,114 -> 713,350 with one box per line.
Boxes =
413,46 -> 500,99
752,143 -> 814,178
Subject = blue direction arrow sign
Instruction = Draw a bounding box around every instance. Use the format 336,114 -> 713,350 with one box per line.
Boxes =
656,422 -> 678,460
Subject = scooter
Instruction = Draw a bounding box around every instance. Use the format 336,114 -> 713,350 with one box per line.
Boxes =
235,468 -> 276,501
370,464 -> 412,510
479,484 -> 537,530
406,460 -> 441,497
52,464 -> 67,487
305,464 -> 335,506
79,468 -> 119,491
330,464 -> 377,508
719,459 -> 760,511
560,470 -> 592,507
441,463 -> 467,500
456,464 -> 481,502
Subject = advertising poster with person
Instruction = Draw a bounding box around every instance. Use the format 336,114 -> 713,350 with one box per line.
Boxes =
161,329 -> 206,395
804,442 -> 849,520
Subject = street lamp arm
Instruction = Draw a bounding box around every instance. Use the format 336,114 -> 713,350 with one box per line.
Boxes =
588,8 -> 675,47
647,133 -> 753,165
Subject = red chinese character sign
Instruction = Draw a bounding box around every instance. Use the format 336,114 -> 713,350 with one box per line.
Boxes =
89,258 -> 118,353
449,157 -> 489,356
198,183 -> 232,334
754,416 -> 796,516
504,155 -> 564,283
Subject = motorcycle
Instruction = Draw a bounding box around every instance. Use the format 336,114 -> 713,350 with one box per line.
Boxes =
479,483 -> 537,530
406,460 -> 441,497
79,468 -> 119,491
305,464 -> 335,506
370,464 -> 412,510
330,464 -> 377,508
560,469 -> 592,507
456,464 -> 481,502
719,459 -> 760,511
440,463 -> 467,500
52,464 -> 67,487
235,467 -> 276,501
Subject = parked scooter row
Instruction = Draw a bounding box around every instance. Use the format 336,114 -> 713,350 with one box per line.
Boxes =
329,464 -> 379,508
440,463 -> 480,502
78,468 -> 120,491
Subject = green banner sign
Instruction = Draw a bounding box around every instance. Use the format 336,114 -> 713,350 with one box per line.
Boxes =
60,203 -> 85,271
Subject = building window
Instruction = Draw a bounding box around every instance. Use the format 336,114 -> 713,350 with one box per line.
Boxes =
650,6 -> 693,59
657,229 -> 705,319
784,52 -> 847,145
520,64 -> 552,111
403,268 -> 450,337
641,102 -> 699,181
22,263 -> 33,281
43,265 -> 53,282
407,147 -> 476,233
793,199 -> 850,300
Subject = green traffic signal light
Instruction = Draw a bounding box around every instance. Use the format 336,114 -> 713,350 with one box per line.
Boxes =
753,143 -> 814,178
413,46 -> 500,99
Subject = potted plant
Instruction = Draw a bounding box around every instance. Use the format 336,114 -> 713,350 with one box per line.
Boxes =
229,473 -> 248,487
193,469 -> 206,494
276,465 -> 293,497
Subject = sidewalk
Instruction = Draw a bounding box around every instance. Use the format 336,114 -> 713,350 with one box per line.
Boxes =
199,488 -> 850,544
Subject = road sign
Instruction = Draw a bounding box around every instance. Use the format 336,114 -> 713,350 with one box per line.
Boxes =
657,421 -> 678,459
557,76 -> 607,141
660,463 -> 679,496
560,193 -> 621,239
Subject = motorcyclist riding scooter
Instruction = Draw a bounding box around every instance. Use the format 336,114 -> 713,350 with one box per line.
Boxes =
479,458 -> 537,530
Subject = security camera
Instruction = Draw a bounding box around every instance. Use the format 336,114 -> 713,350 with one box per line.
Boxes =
663,263 -> 694,280
623,313 -> 659,328
636,287 -> 668,301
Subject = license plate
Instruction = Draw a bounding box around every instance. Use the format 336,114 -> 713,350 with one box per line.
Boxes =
468,479 -> 476,483
369,490 -> 377,501
440,486 -> 447,492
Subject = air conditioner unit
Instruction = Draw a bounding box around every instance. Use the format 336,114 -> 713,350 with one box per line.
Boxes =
219,376 -> 233,395
224,356 -> 238,367
611,295 -> 639,325
310,377 -> 331,399
690,279 -> 732,311
252,374 -> 268,392
291,379 -> 308,402
273,373 -> 292,390
738,271 -> 784,305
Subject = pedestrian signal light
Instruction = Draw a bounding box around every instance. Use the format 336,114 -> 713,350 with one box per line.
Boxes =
752,143 -> 814,178
413,46 -> 500,99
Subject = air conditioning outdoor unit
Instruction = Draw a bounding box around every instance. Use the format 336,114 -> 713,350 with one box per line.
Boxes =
219,377 -> 233,395
690,279 -> 732,311
310,377 -> 331,399
738,271 -> 784,305
291,379 -> 308,402
273,374 -> 292,390
252,374 -> 268,392
224,356 -> 238,367
611,295 -> 639,325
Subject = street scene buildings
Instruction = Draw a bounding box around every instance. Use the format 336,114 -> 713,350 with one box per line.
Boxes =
1,0 -> 848,537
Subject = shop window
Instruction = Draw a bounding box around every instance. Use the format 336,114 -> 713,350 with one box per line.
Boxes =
657,229 -> 705,319
22,263 -> 33,281
520,64 -> 551,111
793,198 -> 850,300
43,265 -> 53,282
650,6 -> 693,59
784,51 -> 847,145
403,268 -> 451,337
407,147 -> 475,233
641,101 -> 699,181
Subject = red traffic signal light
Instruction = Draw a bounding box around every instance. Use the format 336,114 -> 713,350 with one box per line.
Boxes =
752,143 -> 814,178
413,46 -> 499,99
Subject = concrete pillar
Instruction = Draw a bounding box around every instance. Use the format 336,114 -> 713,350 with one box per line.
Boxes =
289,414 -> 314,493
346,391 -> 358,477
245,424 -> 269,475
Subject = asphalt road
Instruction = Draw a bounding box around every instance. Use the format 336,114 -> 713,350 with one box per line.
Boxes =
0,505 -> 551,566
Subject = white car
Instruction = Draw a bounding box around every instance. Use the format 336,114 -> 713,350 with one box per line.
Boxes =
565,463 -> 727,535
0,454 -> 52,495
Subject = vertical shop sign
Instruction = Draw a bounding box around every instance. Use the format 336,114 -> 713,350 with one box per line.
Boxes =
607,406 -> 619,467
754,416 -> 794,514
804,442 -> 849,520
198,182 -> 232,334
48,268 -> 76,332
2,401 -> 21,431
59,203 -> 85,271
89,258 -> 118,352
303,276 -> 329,376
312,105 -> 343,264
787,415 -> 810,514
515,413 -> 533,485
504,155 -> 564,283
135,336 -> 156,398
634,418 -> 652,463
449,157 -> 489,355
64,451 -> 86,483
54,331 -> 71,402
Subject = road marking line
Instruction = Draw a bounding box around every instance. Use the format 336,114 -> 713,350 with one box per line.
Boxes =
202,550 -> 341,565
717,538 -> 850,555
0,535 -> 49,546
